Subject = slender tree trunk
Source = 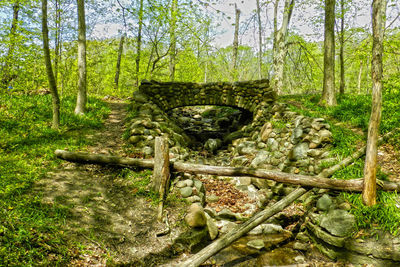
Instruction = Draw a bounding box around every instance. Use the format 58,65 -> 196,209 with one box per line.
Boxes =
54,0 -> 61,86
363,0 -> 387,206
339,0 -> 345,95
136,0 -> 143,86
272,0 -> 295,95
1,1 -> 20,89
357,61 -> 363,94
114,34 -> 125,90
272,0 -> 278,59
319,0 -> 337,106
169,0 -> 177,82
75,0 -> 87,115
42,0 -> 60,129
232,3 -> 240,79
256,0 -> 263,79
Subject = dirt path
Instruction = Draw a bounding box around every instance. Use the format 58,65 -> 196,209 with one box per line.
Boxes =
35,100 -> 182,266
84,101 -> 128,155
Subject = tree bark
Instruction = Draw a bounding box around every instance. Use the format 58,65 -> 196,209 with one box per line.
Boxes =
256,0 -> 263,79
339,0 -> 345,95
136,0 -> 144,86
232,3 -> 240,79
42,0 -> 61,129
363,0 -> 387,206
1,1 -> 20,89
54,149 -> 400,192
114,34 -> 125,90
169,0 -> 178,82
152,137 -> 170,193
153,137 -> 170,221
357,61 -> 363,94
320,0 -> 337,106
55,149 -> 154,168
54,0 -> 61,86
75,0 -> 87,115
180,187 -> 308,267
272,0 -> 295,95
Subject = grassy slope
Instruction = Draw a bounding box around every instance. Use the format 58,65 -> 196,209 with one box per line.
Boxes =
282,92 -> 400,235
0,94 -> 110,265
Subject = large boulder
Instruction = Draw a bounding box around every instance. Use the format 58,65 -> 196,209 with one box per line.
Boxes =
319,209 -> 356,237
185,203 -> 207,228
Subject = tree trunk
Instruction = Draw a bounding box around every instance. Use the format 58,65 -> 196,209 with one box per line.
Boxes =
339,0 -> 345,95
272,0 -> 295,95
114,34 -> 125,90
75,0 -> 87,115
54,0 -> 61,86
256,0 -> 263,79
180,187 -> 307,267
357,61 -> 363,94
363,0 -> 387,206
320,0 -> 337,106
1,1 -> 20,89
169,0 -> 178,82
42,0 -> 60,129
272,0 -> 278,60
136,0 -> 144,86
232,3 -> 240,79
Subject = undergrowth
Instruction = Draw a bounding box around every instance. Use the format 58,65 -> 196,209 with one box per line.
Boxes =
282,91 -> 400,235
0,93 -> 110,265
118,168 -> 160,204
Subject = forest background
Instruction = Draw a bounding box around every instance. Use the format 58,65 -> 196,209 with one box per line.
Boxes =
1,0 -> 399,98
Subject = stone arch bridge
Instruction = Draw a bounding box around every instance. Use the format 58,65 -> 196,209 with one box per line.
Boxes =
138,79 -> 276,119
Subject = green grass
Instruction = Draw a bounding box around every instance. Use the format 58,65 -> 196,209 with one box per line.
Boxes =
282,90 -> 400,136
118,168 -> 160,204
282,91 -> 400,235
0,93 -> 110,265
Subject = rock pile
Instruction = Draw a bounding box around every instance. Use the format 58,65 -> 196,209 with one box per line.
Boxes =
126,81 -> 400,266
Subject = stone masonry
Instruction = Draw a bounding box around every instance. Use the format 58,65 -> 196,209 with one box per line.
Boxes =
139,79 -> 276,120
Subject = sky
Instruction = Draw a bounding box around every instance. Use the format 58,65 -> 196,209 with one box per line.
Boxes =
78,0 -> 399,48
206,0 -> 399,48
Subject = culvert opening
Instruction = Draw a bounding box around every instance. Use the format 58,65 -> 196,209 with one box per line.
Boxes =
168,105 -> 253,150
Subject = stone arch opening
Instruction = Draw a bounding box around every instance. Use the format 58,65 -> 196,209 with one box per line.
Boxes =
129,79 -> 277,156
167,105 -> 253,148
139,79 -> 275,119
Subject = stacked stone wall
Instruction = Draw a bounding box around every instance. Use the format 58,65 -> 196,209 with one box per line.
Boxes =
139,79 -> 275,116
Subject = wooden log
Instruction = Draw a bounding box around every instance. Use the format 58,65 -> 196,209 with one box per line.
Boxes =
54,149 -> 154,168
179,187 -> 308,267
172,162 -> 400,192
153,137 -> 170,221
54,150 -> 400,192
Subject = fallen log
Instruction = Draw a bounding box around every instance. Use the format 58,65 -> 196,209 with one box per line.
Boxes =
54,149 -> 154,168
179,187 -> 308,267
54,150 -> 400,192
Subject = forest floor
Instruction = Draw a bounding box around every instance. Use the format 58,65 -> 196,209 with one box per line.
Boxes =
34,99 -> 188,266
33,97 -> 400,266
